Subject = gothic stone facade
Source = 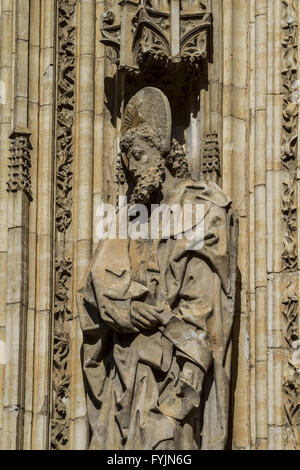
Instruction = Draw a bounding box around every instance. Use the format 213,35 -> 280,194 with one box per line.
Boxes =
0,0 -> 299,450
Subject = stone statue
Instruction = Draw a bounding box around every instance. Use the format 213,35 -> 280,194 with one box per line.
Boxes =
77,87 -> 238,450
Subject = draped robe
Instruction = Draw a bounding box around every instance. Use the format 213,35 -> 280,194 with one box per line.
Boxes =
77,180 -> 238,450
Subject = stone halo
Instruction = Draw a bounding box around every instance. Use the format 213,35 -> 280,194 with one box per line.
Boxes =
121,87 -> 172,154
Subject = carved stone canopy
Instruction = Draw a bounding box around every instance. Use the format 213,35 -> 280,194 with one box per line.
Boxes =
100,0 -> 212,77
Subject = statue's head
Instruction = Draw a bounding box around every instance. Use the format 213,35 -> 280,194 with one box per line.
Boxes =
120,87 -> 171,204
120,122 -> 166,204
120,123 -> 163,179
120,87 -> 190,204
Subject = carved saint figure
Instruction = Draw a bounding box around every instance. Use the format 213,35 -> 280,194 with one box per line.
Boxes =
78,88 -> 238,450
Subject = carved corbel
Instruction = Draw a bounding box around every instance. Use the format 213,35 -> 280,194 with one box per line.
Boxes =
202,132 -> 221,184
7,128 -> 33,201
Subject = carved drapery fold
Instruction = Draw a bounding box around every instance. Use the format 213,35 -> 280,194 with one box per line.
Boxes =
281,0 -> 300,450
51,0 -> 77,450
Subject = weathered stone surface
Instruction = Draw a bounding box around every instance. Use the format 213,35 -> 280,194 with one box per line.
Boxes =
0,0 -> 299,451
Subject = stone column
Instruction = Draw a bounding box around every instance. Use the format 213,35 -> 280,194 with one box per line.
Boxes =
22,0 -> 41,450
71,0 -> 95,450
170,0 -> 180,57
254,0 -> 268,451
0,0 -> 13,448
2,0 -> 31,450
230,0 -> 250,450
222,0 -> 233,199
265,0 -> 283,450
31,0 -> 56,450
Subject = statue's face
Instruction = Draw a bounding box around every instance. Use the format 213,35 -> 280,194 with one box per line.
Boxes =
121,134 -> 166,205
124,136 -> 161,181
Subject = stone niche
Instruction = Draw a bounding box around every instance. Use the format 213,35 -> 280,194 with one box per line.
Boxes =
100,0 -> 220,201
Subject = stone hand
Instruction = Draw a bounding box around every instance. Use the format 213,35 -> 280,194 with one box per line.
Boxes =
131,301 -> 161,331
131,301 -> 173,332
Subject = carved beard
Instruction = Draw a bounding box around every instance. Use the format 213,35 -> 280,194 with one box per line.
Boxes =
130,161 -> 165,205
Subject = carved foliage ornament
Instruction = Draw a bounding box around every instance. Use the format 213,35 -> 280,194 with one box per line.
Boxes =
281,0 -> 298,272
56,0 -> 77,234
283,326 -> 300,450
51,256 -> 72,450
51,0 -> 77,451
